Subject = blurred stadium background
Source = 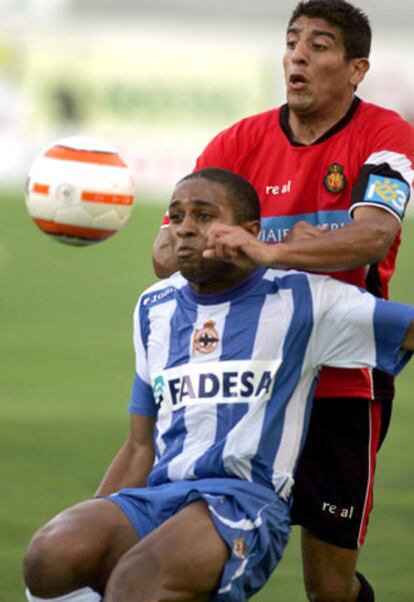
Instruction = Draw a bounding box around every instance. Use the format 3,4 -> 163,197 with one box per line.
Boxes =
1,0 -> 414,600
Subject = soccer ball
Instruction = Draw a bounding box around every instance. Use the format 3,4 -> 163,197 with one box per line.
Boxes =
25,136 -> 135,246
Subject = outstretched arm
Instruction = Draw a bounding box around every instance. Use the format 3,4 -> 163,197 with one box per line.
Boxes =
204,206 -> 399,272
95,414 -> 155,496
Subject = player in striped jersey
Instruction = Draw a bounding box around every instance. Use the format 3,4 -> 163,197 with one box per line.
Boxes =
152,2 -> 414,600
24,169 -> 414,602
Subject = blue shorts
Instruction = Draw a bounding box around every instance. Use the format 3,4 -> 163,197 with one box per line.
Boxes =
107,478 -> 291,601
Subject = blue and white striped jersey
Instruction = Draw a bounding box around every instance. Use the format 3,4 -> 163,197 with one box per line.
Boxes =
129,268 -> 413,499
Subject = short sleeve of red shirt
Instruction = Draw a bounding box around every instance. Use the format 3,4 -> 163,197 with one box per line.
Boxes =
349,106 -> 414,223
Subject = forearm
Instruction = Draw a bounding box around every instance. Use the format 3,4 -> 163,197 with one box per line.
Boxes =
95,437 -> 155,496
265,220 -> 397,272
204,209 -> 399,273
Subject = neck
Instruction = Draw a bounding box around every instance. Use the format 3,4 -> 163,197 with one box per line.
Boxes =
288,95 -> 355,145
189,265 -> 255,295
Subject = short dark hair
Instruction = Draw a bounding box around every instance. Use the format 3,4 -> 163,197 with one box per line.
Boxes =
178,168 -> 261,224
288,0 -> 371,60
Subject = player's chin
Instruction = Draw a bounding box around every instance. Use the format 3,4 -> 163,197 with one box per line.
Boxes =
286,92 -> 314,114
178,257 -> 228,283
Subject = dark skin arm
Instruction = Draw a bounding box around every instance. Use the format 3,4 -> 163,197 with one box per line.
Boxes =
152,227 -> 177,278
153,206 -> 399,277
202,206 -> 400,272
95,414 -> 156,496
268,206 -> 398,270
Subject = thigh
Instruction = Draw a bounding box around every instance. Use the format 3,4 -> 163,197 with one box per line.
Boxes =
106,500 -> 229,601
43,497 -> 139,551
27,498 -> 139,590
291,397 -> 382,548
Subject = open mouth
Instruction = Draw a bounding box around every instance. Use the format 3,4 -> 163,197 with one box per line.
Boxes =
289,74 -> 309,89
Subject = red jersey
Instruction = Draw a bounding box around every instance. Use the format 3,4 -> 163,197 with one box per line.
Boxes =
164,98 -> 414,399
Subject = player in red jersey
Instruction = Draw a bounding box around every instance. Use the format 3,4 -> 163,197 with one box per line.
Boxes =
152,1 -> 414,601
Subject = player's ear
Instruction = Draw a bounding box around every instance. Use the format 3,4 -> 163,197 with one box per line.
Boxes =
349,57 -> 370,87
243,220 -> 261,237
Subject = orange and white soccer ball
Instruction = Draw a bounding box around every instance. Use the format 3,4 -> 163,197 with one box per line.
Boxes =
25,136 -> 135,246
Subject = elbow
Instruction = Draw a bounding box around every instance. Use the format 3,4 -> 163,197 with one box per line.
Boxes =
152,231 -> 177,279
366,227 -> 397,264
152,255 -> 174,279
352,209 -> 400,265
151,253 -> 164,279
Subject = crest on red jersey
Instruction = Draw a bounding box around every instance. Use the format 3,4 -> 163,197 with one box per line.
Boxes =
193,320 -> 219,354
324,163 -> 346,194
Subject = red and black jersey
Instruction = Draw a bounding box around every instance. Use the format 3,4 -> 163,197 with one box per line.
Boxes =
163,98 -> 414,399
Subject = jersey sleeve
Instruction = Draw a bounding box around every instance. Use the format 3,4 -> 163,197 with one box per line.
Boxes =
128,298 -> 158,416
350,116 -> 414,223
311,276 -> 414,375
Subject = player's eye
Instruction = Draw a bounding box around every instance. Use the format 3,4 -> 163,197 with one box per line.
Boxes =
312,42 -> 328,51
169,212 -> 183,224
198,212 -> 213,221
286,39 -> 297,49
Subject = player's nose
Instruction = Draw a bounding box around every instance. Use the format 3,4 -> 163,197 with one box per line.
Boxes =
177,213 -> 197,236
290,40 -> 309,64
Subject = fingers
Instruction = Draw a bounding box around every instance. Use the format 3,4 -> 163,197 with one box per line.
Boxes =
202,237 -> 241,262
204,224 -> 241,260
205,224 -> 236,250
203,224 -> 257,268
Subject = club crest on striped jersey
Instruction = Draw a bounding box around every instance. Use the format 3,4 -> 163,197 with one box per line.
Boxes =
324,163 -> 346,194
193,320 -> 219,354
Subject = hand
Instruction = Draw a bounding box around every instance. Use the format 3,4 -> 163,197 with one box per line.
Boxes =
283,221 -> 329,243
203,223 -> 272,269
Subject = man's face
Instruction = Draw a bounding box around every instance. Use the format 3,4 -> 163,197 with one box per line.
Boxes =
283,16 -> 363,116
168,178 -> 237,284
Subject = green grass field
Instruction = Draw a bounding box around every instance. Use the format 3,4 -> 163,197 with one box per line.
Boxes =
1,192 -> 414,601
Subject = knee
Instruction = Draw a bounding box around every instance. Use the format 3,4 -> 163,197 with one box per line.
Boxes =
306,590 -> 347,602
23,522 -> 85,597
23,524 -> 62,596
305,583 -> 350,602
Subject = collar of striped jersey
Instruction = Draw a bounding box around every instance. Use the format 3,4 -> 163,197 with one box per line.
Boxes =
183,267 -> 268,306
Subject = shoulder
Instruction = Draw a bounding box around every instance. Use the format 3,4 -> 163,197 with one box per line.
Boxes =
135,273 -> 186,316
196,107 -> 282,169
354,100 -> 414,146
356,99 -> 409,124
262,267 -> 317,292
264,269 -> 365,305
